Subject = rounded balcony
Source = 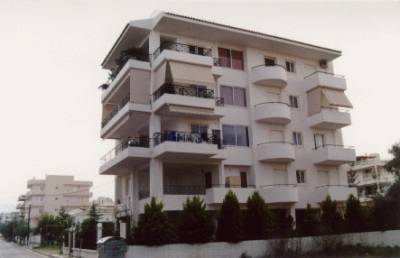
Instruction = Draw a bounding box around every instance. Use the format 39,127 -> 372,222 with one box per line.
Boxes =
257,142 -> 295,163
251,65 -> 287,87
254,102 -> 291,124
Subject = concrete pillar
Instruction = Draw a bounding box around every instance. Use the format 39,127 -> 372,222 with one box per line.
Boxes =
149,114 -> 161,142
217,162 -> 225,185
97,223 -> 102,241
289,206 -> 296,229
149,159 -> 163,198
148,31 -> 160,54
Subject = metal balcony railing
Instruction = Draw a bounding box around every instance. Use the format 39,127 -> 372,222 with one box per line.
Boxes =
164,185 -> 206,195
153,42 -> 212,60
313,144 -> 354,150
101,95 -> 130,128
153,130 -> 221,148
100,136 -> 150,165
152,84 -> 224,106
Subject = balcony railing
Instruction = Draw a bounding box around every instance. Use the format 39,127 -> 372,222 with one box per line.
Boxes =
206,184 -> 257,189
108,49 -> 150,82
260,184 -> 297,189
313,144 -> 354,150
304,70 -> 345,80
164,185 -> 206,195
101,95 -> 130,128
152,84 -> 223,106
100,136 -> 150,164
153,42 -> 212,60
153,130 -> 221,148
138,190 -> 150,200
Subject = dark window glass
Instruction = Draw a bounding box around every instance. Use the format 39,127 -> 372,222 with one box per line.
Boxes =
231,50 -> 244,70
221,86 -> 233,105
205,172 -> 212,188
218,48 -> 231,68
234,88 -> 246,107
265,57 -> 276,66
222,125 -> 236,145
289,96 -> 299,108
240,172 -> 248,188
236,126 -> 249,146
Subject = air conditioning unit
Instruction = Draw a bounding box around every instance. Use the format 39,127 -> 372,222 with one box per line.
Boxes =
319,59 -> 328,69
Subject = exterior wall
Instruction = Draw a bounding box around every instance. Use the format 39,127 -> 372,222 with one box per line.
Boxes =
23,175 -> 92,228
101,14 -> 355,223
126,230 -> 400,258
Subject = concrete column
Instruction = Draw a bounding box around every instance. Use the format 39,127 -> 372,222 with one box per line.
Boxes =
97,223 -> 102,241
149,114 -> 161,142
217,162 -> 225,185
148,31 -> 160,55
289,206 -> 296,229
149,159 -> 163,198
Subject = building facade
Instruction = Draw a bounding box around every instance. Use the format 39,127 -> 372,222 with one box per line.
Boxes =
348,154 -> 396,202
99,12 -> 356,227
22,175 -> 92,228
68,197 -> 115,225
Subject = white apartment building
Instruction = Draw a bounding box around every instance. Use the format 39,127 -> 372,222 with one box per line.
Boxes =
22,175 -> 93,228
99,12 -> 357,227
68,197 -> 115,225
0,212 -> 19,224
348,154 -> 396,202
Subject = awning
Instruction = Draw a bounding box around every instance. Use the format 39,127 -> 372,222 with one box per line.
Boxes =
168,61 -> 215,87
322,88 -> 353,108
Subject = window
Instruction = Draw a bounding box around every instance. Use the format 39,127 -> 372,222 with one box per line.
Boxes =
292,132 -> 303,146
296,170 -> 306,183
240,172 -> 248,188
289,95 -> 299,108
286,61 -> 295,73
220,86 -> 246,107
314,134 -> 325,149
218,47 -> 244,70
264,57 -> 276,66
222,125 -> 249,146
205,172 -> 212,188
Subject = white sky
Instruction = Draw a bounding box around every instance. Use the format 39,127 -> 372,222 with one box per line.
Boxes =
0,0 -> 399,212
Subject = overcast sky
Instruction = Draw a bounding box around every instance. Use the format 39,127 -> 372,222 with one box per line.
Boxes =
0,0 -> 399,212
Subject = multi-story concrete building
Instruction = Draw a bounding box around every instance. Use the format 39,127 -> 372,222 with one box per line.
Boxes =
0,212 -> 19,224
68,197 -> 115,225
99,12 -> 356,229
22,175 -> 92,228
348,154 -> 396,202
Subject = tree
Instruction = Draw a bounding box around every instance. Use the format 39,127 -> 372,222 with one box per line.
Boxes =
344,194 -> 366,232
78,203 -> 100,249
177,196 -> 214,243
216,190 -> 242,242
55,208 -> 73,246
297,204 -> 320,236
133,197 -> 173,245
384,142 -> 400,177
272,209 -> 294,238
35,214 -> 60,245
320,195 -> 344,234
243,191 -> 273,240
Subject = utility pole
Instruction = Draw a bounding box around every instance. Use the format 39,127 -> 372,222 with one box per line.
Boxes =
26,204 -> 32,246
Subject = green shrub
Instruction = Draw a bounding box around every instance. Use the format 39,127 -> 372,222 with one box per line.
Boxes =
133,197 -> 174,245
344,194 -> 366,232
216,190 -> 242,242
177,196 -> 214,243
297,204 -> 320,236
320,195 -> 344,234
243,191 -> 273,240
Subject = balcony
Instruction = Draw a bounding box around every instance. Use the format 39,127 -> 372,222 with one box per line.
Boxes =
101,96 -> 151,139
153,131 -> 222,160
251,65 -> 287,87
308,107 -> 351,129
153,42 -> 212,67
259,185 -> 299,204
100,137 -> 152,175
254,102 -> 291,124
257,142 -> 295,163
311,185 -> 357,203
152,84 -> 224,118
18,195 -> 27,202
312,144 -> 356,165
205,185 -> 256,204
303,71 -> 346,92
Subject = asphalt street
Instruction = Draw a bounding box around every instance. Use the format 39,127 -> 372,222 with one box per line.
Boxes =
0,238 -> 47,258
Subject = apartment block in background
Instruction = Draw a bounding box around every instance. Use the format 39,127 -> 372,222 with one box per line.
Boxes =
348,154 -> 396,202
99,12 -> 356,232
22,175 -> 92,228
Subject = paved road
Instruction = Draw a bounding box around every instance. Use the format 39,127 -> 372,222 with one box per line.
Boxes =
0,238 -> 47,258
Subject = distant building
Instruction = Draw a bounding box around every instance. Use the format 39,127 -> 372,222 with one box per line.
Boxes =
68,197 -> 115,225
0,212 -> 19,224
348,154 -> 396,202
20,175 -> 92,228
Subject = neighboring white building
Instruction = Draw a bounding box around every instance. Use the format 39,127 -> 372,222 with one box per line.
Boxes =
99,12 -> 356,227
0,212 -> 19,224
22,175 -> 93,228
68,197 -> 115,225
348,154 -> 396,202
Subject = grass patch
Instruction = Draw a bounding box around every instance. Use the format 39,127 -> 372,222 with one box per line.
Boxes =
33,245 -> 61,254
